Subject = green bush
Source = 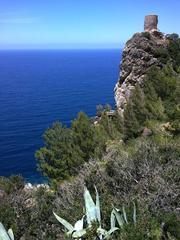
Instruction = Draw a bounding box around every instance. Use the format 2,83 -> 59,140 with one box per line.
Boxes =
71,111 -> 100,160
0,175 -> 24,194
36,111 -> 110,182
158,212 -> 180,239
114,213 -> 162,240
153,47 -> 170,64
142,31 -> 151,40
0,203 -> 16,233
36,121 -> 84,181
167,35 -> 180,70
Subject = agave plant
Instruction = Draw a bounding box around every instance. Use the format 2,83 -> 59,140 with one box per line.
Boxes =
111,202 -> 137,229
0,223 -> 14,240
53,186 -> 118,239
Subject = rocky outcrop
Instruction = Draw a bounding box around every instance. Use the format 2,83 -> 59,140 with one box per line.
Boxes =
114,29 -> 168,116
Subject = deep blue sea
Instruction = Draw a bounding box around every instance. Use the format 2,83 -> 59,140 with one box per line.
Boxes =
0,49 -> 121,182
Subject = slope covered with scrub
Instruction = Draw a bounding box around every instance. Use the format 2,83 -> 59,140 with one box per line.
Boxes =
0,31 -> 180,239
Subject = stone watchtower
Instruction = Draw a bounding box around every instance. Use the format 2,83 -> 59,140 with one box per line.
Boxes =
144,15 -> 158,32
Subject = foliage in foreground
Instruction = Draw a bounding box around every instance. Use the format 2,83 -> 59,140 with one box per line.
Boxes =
54,187 -> 139,239
0,223 -> 14,240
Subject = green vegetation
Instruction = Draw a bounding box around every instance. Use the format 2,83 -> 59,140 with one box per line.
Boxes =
167,34 -> 180,71
123,34 -> 180,139
54,187 -> 119,239
36,112 -> 108,182
36,35 -> 180,179
35,122 -> 84,181
123,63 -> 180,138
142,31 -> 151,40
0,34 -> 179,239
85,136 -> 180,239
0,175 -> 24,194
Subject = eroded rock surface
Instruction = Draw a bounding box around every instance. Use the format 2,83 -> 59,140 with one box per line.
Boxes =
114,30 -> 168,115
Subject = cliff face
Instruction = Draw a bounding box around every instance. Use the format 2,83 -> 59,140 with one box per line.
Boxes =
114,30 -> 168,115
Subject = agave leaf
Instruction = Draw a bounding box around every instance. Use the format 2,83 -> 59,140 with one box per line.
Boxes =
97,227 -> 107,240
97,227 -> 108,236
110,211 -> 116,228
108,227 -> 119,235
0,223 -> 11,240
104,227 -> 119,239
133,202 -> 137,224
74,216 -> 85,231
122,205 -> 128,224
7,229 -> 14,240
94,186 -> 101,224
112,209 -> 124,228
53,212 -> 74,232
84,187 -> 96,225
114,207 -> 120,212
72,229 -> 86,238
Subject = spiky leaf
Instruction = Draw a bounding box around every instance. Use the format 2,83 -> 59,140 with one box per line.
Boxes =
53,212 -> 74,232
74,216 -> 84,231
84,187 -> 97,225
122,205 -> 128,224
110,211 -> 116,229
94,186 -> 101,223
0,223 -> 11,240
133,202 -> 137,224
7,229 -> 14,240
97,228 -> 108,236
112,209 -> 124,228
105,227 -> 119,239
72,229 -> 86,238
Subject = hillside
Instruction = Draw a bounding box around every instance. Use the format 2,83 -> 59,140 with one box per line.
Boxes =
0,16 -> 180,240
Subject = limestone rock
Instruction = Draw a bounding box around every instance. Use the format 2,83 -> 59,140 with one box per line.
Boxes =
0,189 -> 6,199
24,197 -> 36,208
142,127 -> 153,137
114,30 -> 168,116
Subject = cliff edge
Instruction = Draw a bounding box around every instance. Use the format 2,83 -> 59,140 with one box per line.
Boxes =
114,15 -> 171,115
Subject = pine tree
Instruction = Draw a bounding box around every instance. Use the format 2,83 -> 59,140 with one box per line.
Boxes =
71,112 -> 97,160
123,97 -> 140,139
36,122 -> 84,181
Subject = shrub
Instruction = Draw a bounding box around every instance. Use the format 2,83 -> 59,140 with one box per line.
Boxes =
36,122 -> 84,181
142,32 -> 151,40
166,33 -> 179,41
0,175 -> 24,194
71,112 -> 100,160
153,47 -> 170,64
36,111 -> 113,182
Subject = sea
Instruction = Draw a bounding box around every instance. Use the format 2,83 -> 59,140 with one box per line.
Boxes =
0,49 -> 121,183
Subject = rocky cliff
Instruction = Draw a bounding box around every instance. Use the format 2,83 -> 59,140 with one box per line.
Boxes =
114,16 -> 170,115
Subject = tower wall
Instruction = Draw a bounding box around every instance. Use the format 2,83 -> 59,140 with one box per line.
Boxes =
144,15 -> 158,32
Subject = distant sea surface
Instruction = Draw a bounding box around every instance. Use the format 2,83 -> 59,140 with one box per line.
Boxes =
0,49 -> 121,182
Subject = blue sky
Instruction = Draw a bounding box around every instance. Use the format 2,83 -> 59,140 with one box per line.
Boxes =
1,0 -> 180,49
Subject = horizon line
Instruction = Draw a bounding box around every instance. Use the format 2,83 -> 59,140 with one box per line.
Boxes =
0,47 -> 123,51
